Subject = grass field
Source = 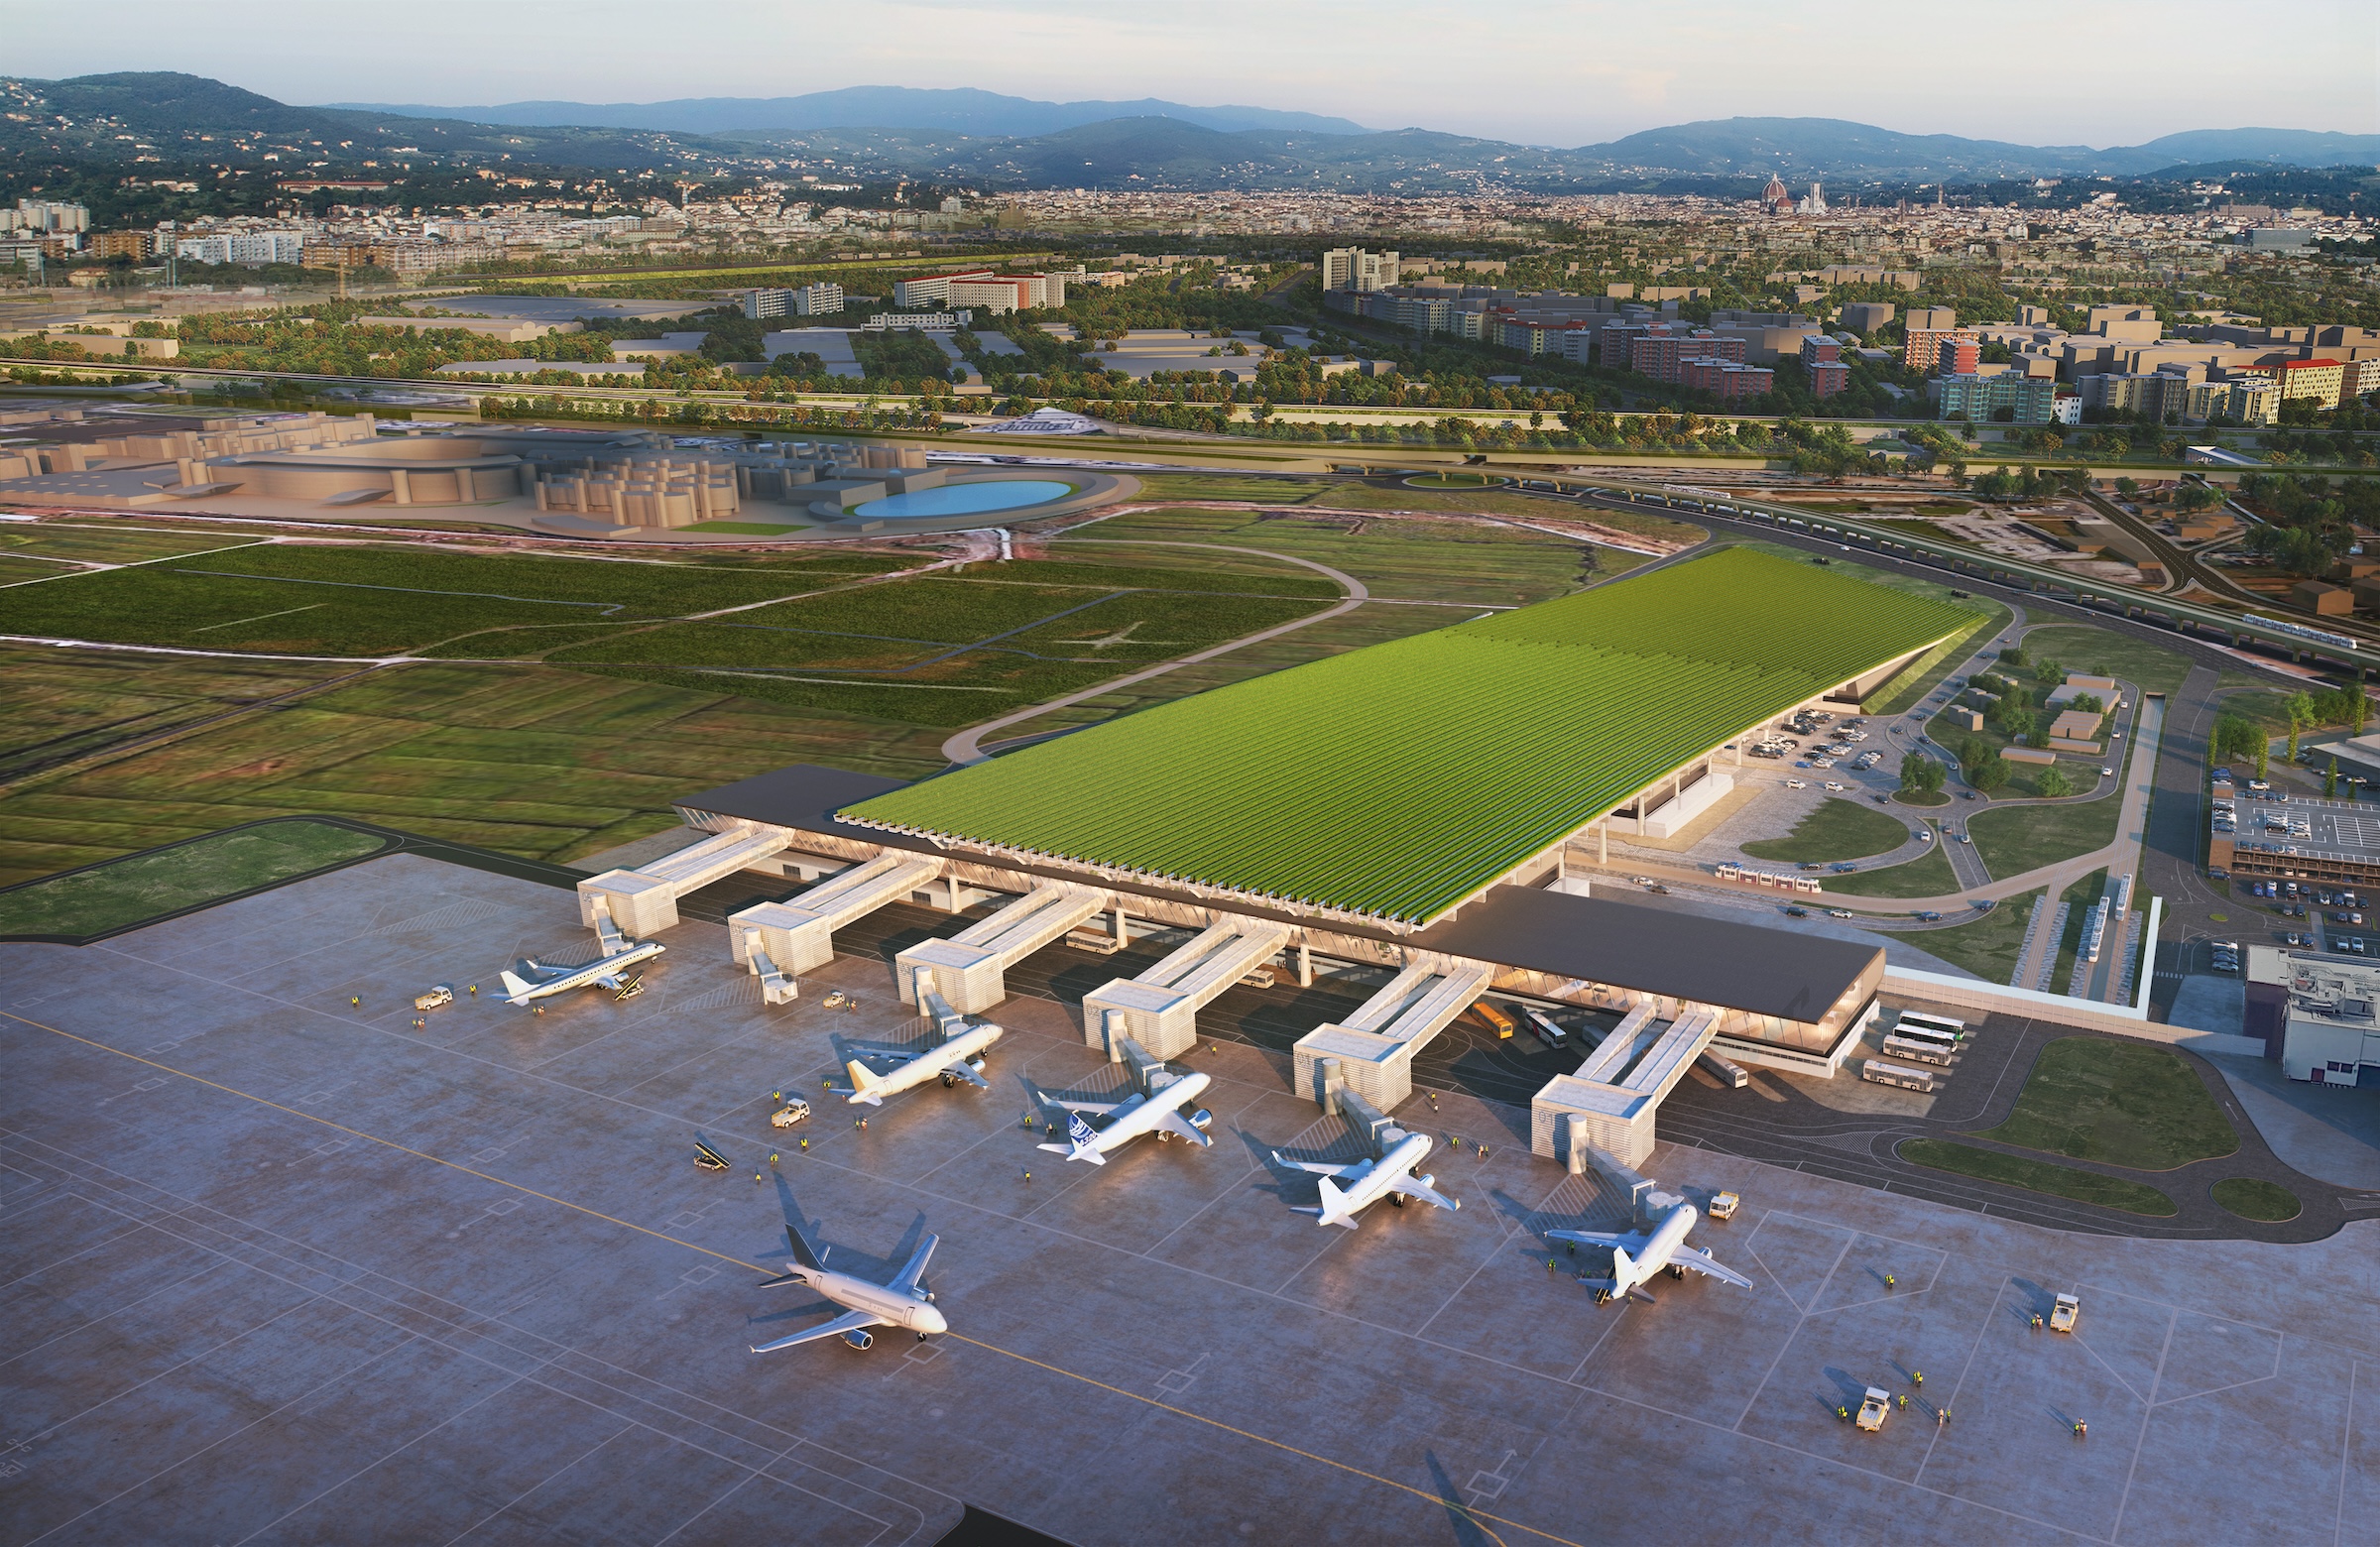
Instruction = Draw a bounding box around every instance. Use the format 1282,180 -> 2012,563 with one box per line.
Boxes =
1970,784 -> 2125,878
0,523 -> 273,565
2210,1176 -> 2301,1221
0,540 -> 918,656
1821,838 -> 1959,898
1968,1036 -> 2237,1169
1740,798 -> 1911,864
1070,507 -> 1618,606
0,818 -> 387,939
1126,473 -> 1335,504
0,555 -> 77,586
1898,1138 -> 2178,1216
1864,604 -> 2010,716
1307,484 -> 1705,544
1904,887 -> 2043,983
0,650 -> 952,885
2018,623 -> 2192,694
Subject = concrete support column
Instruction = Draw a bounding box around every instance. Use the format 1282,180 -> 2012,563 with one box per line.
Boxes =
390,468 -> 412,505
455,466 -> 476,503
946,875 -> 962,912
1599,821 -> 1607,865
1297,940 -> 1312,987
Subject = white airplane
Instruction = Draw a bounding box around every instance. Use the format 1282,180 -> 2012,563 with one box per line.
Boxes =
1548,1200 -> 1754,1305
749,1218 -> 946,1353
1037,1069 -> 1214,1164
1272,1130 -> 1460,1229
843,1020 -> 1004,1106
498,939 -> 666,1006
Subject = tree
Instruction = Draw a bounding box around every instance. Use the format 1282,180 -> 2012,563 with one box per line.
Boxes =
2327,757 -> 2340,799
1900,752 -> 1946,795
2114,476 -> 2139,499
2037,768 -> 2074,798
2256,735 -> 2269,780
2351,680 -> 2368,737
1971,756 -> 2012,793
2286,691 -> 2317,763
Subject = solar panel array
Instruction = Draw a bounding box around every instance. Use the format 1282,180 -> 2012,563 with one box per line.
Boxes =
840,547 -> 1979,926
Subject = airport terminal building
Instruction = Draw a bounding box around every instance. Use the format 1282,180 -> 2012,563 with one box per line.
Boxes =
583,548 -> 1978,1164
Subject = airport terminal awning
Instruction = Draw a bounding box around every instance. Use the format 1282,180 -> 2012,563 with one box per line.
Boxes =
1413,886 -> 1882,1025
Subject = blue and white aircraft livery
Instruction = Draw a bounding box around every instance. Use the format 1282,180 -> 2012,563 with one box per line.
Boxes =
1037,1069 -> 1215,1164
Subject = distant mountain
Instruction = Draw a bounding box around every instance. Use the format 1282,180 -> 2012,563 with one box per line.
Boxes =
1584,118 -> 2380,179
8,75 -> 2373,192
0,70 -> 735,170
325,85 -> 1369,138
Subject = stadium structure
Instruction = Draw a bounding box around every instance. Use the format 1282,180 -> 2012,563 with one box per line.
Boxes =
581,547 -> 1983,1167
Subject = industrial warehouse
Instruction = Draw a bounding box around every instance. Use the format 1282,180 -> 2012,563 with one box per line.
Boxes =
578,547 -> 1980,1169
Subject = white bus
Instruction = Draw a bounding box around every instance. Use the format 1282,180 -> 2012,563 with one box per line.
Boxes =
1861,1060 -> 1937,1093
1892,1011 -> 1967,1045
1881,1033 -> 1957,1067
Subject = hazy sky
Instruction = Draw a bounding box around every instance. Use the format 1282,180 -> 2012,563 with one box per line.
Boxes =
5,0 -> 2374,147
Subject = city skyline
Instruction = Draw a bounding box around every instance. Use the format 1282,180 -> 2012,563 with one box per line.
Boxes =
2,0 -> 2373,149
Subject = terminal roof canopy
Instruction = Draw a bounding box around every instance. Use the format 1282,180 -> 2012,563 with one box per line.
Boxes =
840,546 -> 1977,926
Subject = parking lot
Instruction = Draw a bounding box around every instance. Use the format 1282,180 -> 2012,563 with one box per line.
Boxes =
4,853 -> 2373,1545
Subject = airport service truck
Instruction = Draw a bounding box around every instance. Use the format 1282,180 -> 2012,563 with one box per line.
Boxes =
1855,1388 -> 1891,1432
2050,1293 -> 2081,1333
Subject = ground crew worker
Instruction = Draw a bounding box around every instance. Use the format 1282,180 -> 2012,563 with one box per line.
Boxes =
1022,1168 -> 1032,1183
799,1136 -> 808,1151
755,1171 -> 763,1184
1837,1405 -> 1849,1422
2075,1419 -> 2086,1439
1885,1273 -> 1896,1288
468,985 -> 476,996
1937,1407 -> 1949,1426
1547,1258 -> 1557,1275
769,1152 -> 778,1168
350,997 -> 360,1008
1913,1370 -> 1924,1386
1898,1394 -> 1908,1411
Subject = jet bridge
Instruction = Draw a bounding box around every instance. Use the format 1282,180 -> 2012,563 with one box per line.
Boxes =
727,852 -> 946,976
1530,1005 -> 1721,1170
894,883 -> 1108,1013
1291,962 -> 1494,1114
1082,916 -> 1291,1061
578,824 -> 792,937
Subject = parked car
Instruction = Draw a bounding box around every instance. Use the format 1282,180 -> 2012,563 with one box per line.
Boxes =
1786,777 -> 1809,788
1784,905 -> 1809,917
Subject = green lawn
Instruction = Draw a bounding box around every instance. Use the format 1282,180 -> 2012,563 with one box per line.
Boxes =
1968,1036 -> 2237,1169
1909,887 -> 2044,983
1898,1138 -> 2178,1216
1969,785 -> 2125,878
1309,483 -> 1705,544
2017,623 -> 2192,694
1741,797 -> 1912,864
1821,839 -> 1959,898
1127,473 -> 1335,504
1063,508 -> 1609,606
0,818 -> 388,939
2210,1176 -> 2301,1221
0,540 -> 916,656
0,523 -> 275,564
0,555 -> 80,586
0,648 -> 954,886
1863,605 -> 2010,716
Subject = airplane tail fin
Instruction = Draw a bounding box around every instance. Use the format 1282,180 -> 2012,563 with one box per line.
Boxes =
1315,1174 -> 1352,1226
845,1059 -> 883,1105
499,969 -> 538,1002
1610,1246 -> 1635,1284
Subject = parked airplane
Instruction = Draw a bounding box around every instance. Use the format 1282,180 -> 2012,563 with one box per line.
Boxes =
749,1218 -> 945,1352
1037,1069 -> 1214,1164
1547,1199 -> 1754,1305
1272,1130 -> 1459,1229
498,939 -> 666,1006
843,1021 -> 1003,1107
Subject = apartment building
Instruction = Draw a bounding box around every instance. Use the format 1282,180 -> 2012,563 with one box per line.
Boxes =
2275,358 -> 2347,407
1939,373 -> 2056,424
175,232 -> 305,266
1681,357 -> 1774,401
894,269 -> 1066,314
744,282 -> 843,319
1905,326 -> 1978,373
1321,247 -> 1400,293
1633,330 -> 1744,383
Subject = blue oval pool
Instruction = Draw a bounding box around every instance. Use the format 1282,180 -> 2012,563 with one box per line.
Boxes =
851,479 -> 1075,520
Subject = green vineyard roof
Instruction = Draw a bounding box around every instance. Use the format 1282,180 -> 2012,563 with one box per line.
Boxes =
840,546 -> 1978,926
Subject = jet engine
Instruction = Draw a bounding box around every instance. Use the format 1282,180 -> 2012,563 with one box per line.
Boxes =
842,1328 -> 875,1351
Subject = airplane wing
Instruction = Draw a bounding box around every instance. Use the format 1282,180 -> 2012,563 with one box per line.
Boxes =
1272,1152 -> 1366,1178
750,1308 -> 884,1354
1545,1229 -> 1648,1250
592,972 -> 624,991
1044,1097 -> 1126,1115
891,1234 -> 939,1294
943,1058 -> 989,1090
1154,1109 -> 1212,1146
1669,1245 -> 1755,1290
1387,1174 -> 1460,1212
